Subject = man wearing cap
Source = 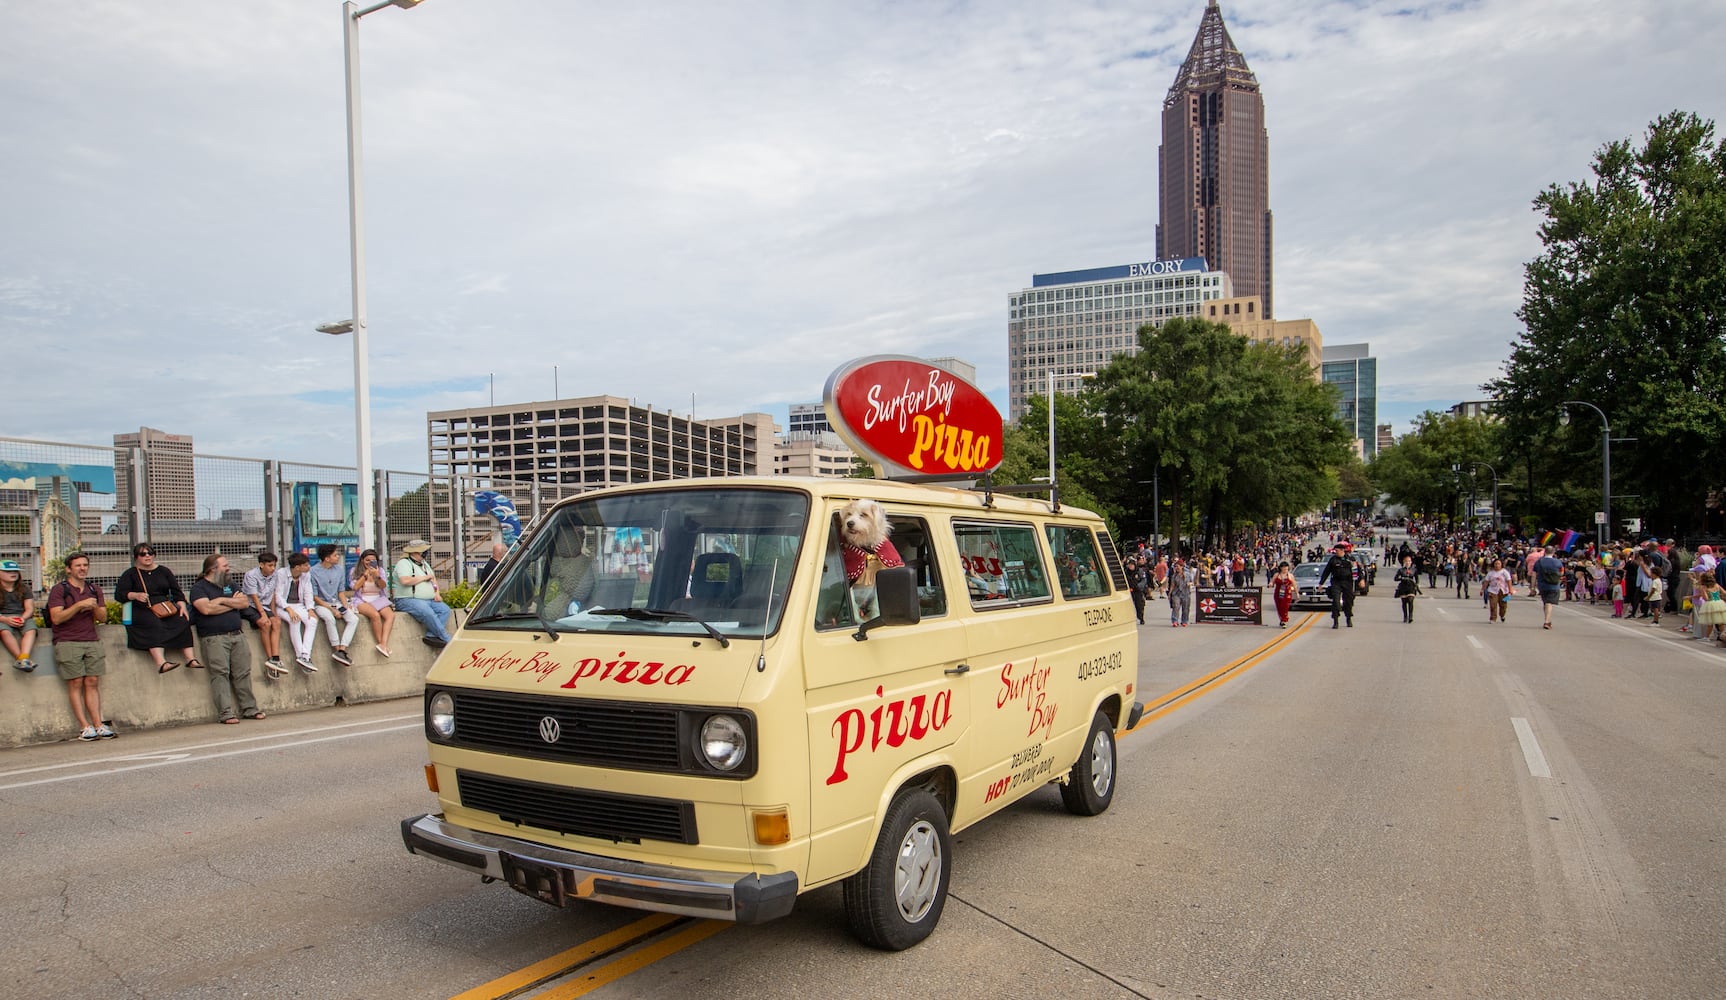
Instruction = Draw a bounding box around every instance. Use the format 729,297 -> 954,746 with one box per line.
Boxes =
45,553 -> 115,740
392,540 -> 453,647
1317,542 -> 1357,629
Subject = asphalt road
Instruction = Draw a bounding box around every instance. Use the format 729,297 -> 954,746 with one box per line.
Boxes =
2,553 -> 1721,999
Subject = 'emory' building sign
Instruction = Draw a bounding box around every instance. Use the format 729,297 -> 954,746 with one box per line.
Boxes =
1031,256 -> 1208,288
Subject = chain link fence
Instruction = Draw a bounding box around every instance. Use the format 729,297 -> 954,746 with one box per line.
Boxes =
0,435 -> 430,598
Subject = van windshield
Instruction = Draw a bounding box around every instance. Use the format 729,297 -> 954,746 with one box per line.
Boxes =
467,487 -> 808,641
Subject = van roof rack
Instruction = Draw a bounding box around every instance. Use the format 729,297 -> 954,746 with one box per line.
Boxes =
879,472 -> 1062,512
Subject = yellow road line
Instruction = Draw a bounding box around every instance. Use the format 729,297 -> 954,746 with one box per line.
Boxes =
535,919 -> 731,999
448,912 -> 682,1000
1130,612 -> 1317,733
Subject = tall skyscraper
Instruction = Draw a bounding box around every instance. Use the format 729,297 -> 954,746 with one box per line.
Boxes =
113,426 -> 196,521
1157,1 -> 1273,318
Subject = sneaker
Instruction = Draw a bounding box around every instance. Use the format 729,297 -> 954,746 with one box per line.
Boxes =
95,725 -> 116,739
421,635 -> 447,648
78,727 -> 98,741
15,658 -> 35,673
332,649 -> 353,667
268,656 -> 283,667
298,657 -> 318,674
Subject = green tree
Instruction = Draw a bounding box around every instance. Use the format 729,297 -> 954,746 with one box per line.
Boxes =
994,393 -> 1112,534
1485,111 -> 1726,536
1089,317 -> 1351,550
1368,411 -> 1499,524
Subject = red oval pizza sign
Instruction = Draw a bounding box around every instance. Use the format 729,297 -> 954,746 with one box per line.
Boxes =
823,356 -> 1004,479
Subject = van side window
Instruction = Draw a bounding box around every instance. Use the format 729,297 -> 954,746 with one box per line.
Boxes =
1045,524 -> 1109,598
953,520 -> 1051,608
815,513 -> 946,630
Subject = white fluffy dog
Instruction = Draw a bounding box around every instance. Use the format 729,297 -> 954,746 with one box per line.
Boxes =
839,499 -> 904,619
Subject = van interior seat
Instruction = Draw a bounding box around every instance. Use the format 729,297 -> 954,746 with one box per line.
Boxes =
690,552 -> 744,607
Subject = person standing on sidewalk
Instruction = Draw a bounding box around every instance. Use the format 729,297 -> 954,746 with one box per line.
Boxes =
45,553 -> 115,741
189,554 -> 262,724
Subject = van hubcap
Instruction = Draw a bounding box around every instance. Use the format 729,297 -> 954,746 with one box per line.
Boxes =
894,820 -> 941,922
1090,730 -> 1114,795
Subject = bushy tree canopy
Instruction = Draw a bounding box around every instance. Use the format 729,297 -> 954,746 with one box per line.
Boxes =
1486,111 -> 1726,535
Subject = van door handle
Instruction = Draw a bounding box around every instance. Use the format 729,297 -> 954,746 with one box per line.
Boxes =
944,663 -> 970,676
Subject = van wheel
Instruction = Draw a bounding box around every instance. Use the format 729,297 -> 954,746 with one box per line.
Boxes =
1059,710 -> 1116,816
842,787 -> 952,950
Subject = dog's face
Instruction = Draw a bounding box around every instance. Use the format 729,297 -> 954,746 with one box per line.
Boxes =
840,499 -> 891,550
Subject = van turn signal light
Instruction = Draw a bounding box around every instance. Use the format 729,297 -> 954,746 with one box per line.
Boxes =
751,807 -> 790,846
423,764 -> 439,794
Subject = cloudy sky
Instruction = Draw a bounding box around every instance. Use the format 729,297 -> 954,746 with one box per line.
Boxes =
4,0 -> 1722,474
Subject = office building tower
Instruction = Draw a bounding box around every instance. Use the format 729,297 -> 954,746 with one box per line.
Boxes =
1321,344 -> 1378,458
427,396 -> 776,560
787,403 -> 832,438
113,426 -> 195,521
1007,257 -> 1230,420
1157,1 -> 1273,317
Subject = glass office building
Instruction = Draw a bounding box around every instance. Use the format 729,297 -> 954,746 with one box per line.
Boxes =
1320,343 -> 1378,458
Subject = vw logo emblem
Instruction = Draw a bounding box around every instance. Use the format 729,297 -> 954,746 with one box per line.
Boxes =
538,717 -> 561,744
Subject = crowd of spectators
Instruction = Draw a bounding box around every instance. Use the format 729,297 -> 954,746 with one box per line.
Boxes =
9,537 -> 457,743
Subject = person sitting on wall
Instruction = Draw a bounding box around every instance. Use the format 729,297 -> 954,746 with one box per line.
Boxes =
0,559 -> 38,673
392,539 -> 453,648
308,544 -> 359,667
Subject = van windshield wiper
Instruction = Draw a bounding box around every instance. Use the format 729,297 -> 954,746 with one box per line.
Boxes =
587,607 -> 730,648
466,610 -> 572,636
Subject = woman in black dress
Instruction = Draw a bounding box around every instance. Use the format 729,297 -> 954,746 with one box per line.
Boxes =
116,543 -> 198,673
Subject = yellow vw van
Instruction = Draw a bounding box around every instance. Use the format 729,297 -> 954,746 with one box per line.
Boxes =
402,477 -> 1142,949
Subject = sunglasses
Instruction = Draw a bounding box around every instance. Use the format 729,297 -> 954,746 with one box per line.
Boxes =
136,549 -> 156,557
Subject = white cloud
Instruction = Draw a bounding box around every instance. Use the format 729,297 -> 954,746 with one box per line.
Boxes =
2,0 -> 1722,466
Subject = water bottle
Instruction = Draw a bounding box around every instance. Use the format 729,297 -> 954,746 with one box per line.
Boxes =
121,602 -> 132,626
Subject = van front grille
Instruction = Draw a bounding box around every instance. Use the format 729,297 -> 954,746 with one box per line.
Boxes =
456,769 -> 698,845
444,689 -> 683,771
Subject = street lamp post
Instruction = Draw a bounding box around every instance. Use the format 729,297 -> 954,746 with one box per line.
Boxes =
336,0 -> 425,553
1559,400 -> 1610,548
1469,461 -> 1500,536
1045,369 -> 1096,506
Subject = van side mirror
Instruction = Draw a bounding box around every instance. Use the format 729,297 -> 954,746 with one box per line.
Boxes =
853,566 -> 921,641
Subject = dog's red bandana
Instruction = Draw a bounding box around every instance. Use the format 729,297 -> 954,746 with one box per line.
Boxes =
842,540 -> 903,585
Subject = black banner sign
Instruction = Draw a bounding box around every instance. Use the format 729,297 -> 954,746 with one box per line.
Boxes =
1195,586 -> 1264,625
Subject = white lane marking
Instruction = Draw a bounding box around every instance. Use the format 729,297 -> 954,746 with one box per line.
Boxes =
1511,717 -> 1552,778
1467,635 -> 1483,649
0,722 -> 421,791
1436,606 -> 1448,616
0,713 -> 421,779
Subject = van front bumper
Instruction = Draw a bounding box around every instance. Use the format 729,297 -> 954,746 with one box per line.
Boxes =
401,813 -> 799,924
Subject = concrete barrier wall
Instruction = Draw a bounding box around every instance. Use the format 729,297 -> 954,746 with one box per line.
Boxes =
1,617 -> 444,748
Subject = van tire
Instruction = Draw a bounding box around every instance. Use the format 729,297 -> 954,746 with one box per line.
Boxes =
842,787 -> 952,950
1059,710 -> 1116,816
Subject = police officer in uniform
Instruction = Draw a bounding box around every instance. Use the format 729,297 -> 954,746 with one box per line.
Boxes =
1318,542 -> 1358,629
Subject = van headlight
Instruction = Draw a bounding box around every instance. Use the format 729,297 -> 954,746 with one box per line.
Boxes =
428,691 -> 456,739
698,714 -> 747,771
